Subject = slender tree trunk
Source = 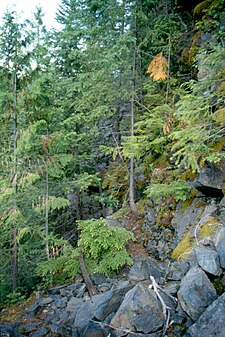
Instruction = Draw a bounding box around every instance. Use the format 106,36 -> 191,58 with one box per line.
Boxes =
129,14 -> 137,214
45,167 -> 49,259
166,35 -> 171,104
12,227 -> 18,291
12,69 -> 18,291
45,151 -> 53,286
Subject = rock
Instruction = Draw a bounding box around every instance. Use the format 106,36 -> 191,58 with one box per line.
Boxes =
185,292 -> 225,337
60,282 -> 86,297
177,267 -> 217,321
126,333 -> 162,337
167,261 -> 190,281
172,200 -> 205,241
66,297 -> 83,312
90,273 -> 110,285
38,297 -> 53,306
0,324 -> 25,337
162,282 -> 180,295
22,322 -> 41,333
27,297 -> 53,315
81,321 -> 117,337
55,296 -> 68,308
74,283 -> 132,329
214,227 -> 225,268
142,220 -> 175,260
193,160 -> 225,198
195,246 -> 222,275
219,197 -> 225,208
128,258 -> 165,284
48,323 -> 59,333
30,327 -> 48,337
97,283 -> 112,293
111,282 -> 165,334
26,303 -> 41,315
48,284 -> 68,295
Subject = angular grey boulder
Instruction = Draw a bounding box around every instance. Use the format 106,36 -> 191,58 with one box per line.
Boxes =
74,282 -> 132,329
185,292 -> 225,337
195,246 -> 222,276
111,282 -> 165,334
177,267 -> 217,321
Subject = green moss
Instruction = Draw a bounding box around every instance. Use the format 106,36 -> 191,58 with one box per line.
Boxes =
189,31 -> 201,63
181,199 -> 193,213
112,206 -> 130,218
136,198 -> 148,210
156,206 -> 173,228
199,220 -> 221,238
213,277 -> 225,295
181,47 -> 191,65
171,231 -> 193,260
155,152 -> 169,166
194,0 -> 213,17
181,189 -> 199,213
213,137 -> 225,151
216,81 -> 225,95
180,170 -> 197,182
213,108 -> 225,125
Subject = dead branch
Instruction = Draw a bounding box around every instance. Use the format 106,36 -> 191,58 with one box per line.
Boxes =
149,275 -> 172,336
78,248 -> 97,297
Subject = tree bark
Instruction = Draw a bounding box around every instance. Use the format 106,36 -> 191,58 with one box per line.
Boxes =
12,69 -> 18,291
78,248 -> 97,297
12,227 -> 18,291
129,12 -> 137,214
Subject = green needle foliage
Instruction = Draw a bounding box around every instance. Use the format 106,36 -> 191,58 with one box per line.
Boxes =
37,218 -> 134,284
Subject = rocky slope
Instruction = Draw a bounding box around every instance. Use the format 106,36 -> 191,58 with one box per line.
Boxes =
2,161 -> 225,336
1,228 -> 225,337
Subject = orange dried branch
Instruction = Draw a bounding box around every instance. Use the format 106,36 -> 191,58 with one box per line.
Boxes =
147,52 -> 168,81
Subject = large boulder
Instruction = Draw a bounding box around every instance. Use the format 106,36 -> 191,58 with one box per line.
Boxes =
111,282 -> 171,334
74,282 -> 132,329
185,292 -> 225,337
195,246 -> 222,276
177,267 -> 217,321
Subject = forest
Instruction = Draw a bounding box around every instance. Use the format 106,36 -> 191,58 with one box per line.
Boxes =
0,0 -> 224,305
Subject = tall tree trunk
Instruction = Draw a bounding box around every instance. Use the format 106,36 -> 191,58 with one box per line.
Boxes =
12,69 -> 18,291
129,14 -> 137,214
12,227 -> 18,291
45,168 -> 49,259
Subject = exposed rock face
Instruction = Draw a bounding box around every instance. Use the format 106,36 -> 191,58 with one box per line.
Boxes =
193,160 -> 225,198
177,267 -> 217,320
185,292 -> 225,337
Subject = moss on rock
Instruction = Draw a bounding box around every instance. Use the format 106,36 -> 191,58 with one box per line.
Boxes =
171,231 -> 192,260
